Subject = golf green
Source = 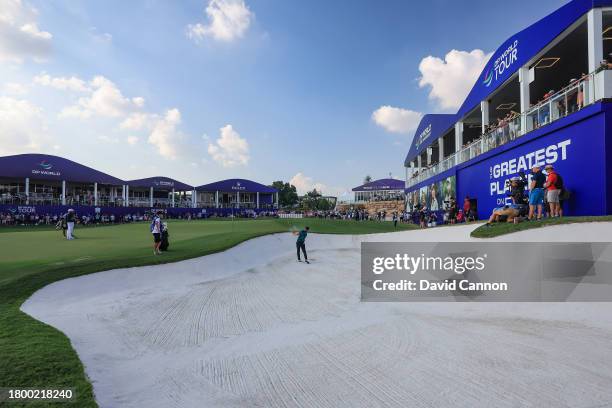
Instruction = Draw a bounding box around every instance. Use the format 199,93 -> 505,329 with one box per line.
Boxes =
0,218 -> 416,407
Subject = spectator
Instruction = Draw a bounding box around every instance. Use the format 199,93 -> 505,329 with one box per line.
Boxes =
544,164 -> 562,218
528,165 -> 546,220
151,211 -> 163,255
508,173 -> 528,205
65,209 -> 76,240
463,196 -> 471,220
448,198 -> 457,224
456,209 -> 465,223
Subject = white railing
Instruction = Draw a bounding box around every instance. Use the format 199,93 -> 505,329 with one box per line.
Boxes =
278,213 -> 303,219
406,70 -> 602,188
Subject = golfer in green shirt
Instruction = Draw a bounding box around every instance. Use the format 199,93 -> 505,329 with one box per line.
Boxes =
294,226 -> 310,263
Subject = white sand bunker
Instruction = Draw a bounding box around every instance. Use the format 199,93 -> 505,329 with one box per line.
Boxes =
22,223 -> 612,407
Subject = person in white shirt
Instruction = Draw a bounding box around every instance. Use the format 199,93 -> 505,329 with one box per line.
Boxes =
151,211 -> 163,255
66,209 -> 76,240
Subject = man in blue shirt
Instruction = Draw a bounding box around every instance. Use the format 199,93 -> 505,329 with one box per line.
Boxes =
295,226 -> 310,264
528,165 -> 546,220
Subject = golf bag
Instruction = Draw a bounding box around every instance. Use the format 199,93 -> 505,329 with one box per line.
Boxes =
160,224 -> 169,251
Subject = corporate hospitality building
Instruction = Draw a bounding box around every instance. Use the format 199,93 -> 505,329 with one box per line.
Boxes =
352,178 -> 405,203
405,0 -> 612,219
0,154 -> 278,217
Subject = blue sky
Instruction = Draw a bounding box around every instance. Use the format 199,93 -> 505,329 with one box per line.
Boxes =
0,0 -> 565,196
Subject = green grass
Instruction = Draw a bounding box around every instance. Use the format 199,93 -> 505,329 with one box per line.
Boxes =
0,218 -> 417,407
470,215 -> 612,238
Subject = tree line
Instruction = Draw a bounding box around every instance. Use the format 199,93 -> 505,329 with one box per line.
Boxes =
270,181 -> 333,211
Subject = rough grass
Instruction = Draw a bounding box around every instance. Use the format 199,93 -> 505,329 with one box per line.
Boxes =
470,215 -> 612,238
0,218 -> 417,407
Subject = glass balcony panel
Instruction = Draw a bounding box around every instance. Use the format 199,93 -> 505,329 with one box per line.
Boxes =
526,109 -> 538,132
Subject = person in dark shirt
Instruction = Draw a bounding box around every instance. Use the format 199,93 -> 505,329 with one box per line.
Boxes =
294,226 -> 310,263
508,172 -> 528,205
528,165 -> 546,220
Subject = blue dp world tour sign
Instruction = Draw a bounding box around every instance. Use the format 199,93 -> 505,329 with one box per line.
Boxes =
32,160 -> 61,177
483,40 -> 519,88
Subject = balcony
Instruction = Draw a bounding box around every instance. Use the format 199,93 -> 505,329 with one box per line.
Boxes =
406,69 -> 609,188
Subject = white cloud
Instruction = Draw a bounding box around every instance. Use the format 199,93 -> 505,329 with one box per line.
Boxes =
418,49 -> 492,110
60,76 -> 137,119
33,73 -> 89,92
187,0 -> 252,43
18,70 -> 199,162
132,96 -> 145,108
0,96 -> 49,154
372,106 -> 423,135
120,112 -> 154,131
97,135 -> 119,144
289,172 -> 347,197
289,172 -> 327,195
148,108 -> 183,159
43,72 -> 194,161
0,0 -> 52,63
207,124 -> 249,167
91,30 -> 112,44
3,82 -> 28,95
126,135 -> 139,145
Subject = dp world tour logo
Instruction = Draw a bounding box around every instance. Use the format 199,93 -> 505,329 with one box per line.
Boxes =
39,160 -> 53,170
483,69 -> 493,87
32,160 -> 60,176
483,39 -> 519,88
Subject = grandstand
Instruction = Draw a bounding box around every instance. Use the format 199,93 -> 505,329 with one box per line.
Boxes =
352,178 -> 405,203
195,179 -> 278,209
0,154 -> 278,218
337,178 -> 405,216
405,0 -> 612,220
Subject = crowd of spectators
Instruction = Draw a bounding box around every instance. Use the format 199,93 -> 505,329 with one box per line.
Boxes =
404,196 -> 479,229
0,190 -> 193,208
368,193 -> 405,202
484,165 -> 569,227
0,209 -> 280,227
0,211 -> 172,226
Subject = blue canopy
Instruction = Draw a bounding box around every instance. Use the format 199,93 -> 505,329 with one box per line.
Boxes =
127,177 -> 193,191
404,114 -> 456,166
352,178 -> 404,192
196,179 -> 277,193
0,153 -> 124,185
